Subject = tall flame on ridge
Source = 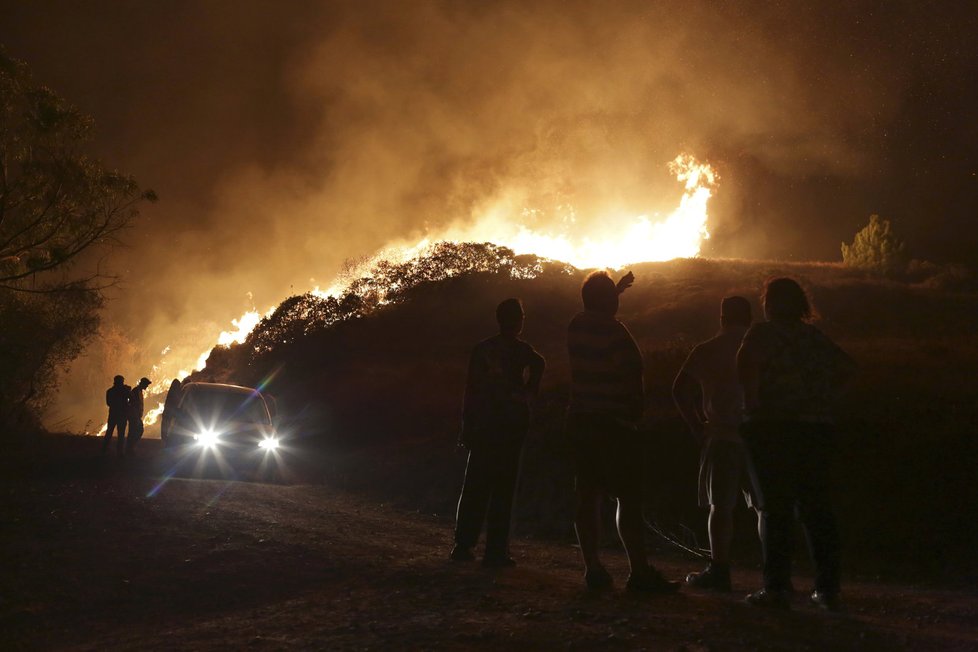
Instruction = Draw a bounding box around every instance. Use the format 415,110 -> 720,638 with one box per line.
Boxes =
434,153 -> 716,269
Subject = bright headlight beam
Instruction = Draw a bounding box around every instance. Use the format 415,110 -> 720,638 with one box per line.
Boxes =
258,437 -> 279,451
194,429 -> 220,448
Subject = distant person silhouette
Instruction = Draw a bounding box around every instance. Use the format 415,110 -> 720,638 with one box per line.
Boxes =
452,298 -> 545,567
567,270 -> 678,593
161,378 -> 183,445
673,296 -> 758,592
126,377 -> 151,456
737,278 -> 855,611
103,375 -> 131,457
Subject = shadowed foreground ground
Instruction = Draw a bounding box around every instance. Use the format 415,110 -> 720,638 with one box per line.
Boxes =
2,437 -> 975,651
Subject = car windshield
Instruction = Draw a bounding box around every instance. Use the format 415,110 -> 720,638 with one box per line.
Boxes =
182,388 -> 270,425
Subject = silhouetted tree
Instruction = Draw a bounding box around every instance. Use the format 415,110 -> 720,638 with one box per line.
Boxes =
841,215 -> 909,276
0,48 -> 155,430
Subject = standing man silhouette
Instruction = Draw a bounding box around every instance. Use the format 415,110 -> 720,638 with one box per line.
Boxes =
103,375 -> 130,457
673,296 -> 756,592
567,271 -> 678,593
126,377 -> 151,456
452,298 -> 545,567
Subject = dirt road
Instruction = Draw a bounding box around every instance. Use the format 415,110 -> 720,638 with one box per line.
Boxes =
2,437 -> 975,651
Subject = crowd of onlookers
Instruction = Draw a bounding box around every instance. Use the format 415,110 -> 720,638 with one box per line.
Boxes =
451,271 -> 854,612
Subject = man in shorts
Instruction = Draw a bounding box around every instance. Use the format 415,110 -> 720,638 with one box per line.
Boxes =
672,296 -> 755,591
567,271 -> 678,593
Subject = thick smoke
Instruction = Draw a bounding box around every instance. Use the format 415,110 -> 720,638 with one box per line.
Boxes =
1,0 -> 973,429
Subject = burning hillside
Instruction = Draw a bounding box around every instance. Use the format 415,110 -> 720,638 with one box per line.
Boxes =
121,152 -> 717,434
164,251 -> 978,582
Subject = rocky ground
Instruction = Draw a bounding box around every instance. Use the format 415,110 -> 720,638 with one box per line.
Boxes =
2,436 -> 975,651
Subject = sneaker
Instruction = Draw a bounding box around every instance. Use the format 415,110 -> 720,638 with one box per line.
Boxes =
810,590 -> 842,612
626,568 -> 680,594
584,566 -> 614,591
449,545 -> 475,562
685,564 -> 732,592
745,588 -> 791,609
481,555 -> 517,568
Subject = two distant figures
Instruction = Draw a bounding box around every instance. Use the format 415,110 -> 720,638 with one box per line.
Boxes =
102,375 -> 151,458
452,272 -> 854,610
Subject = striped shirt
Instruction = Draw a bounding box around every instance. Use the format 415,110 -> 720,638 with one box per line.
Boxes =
567,310 -> 644,420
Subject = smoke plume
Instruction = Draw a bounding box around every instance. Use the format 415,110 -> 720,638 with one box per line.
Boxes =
1,0 -> 972,429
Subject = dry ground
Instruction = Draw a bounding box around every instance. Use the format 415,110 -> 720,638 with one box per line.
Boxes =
2,437 -> 976,651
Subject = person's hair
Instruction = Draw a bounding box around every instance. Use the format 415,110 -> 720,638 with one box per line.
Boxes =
138,377 -> 151,387
762,277 -> 815,321
720,296 -> 752,327
581,271 -> 618,314
496,298 -> 524,332
113,375 -> 124,384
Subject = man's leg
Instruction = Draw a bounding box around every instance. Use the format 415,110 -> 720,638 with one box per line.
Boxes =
116,418 -> 128,457
616,495 -> 649,575
745,423 -> 796,603
797,425 -> 841,598
757,504 -> 793,591
708,504 -> 734,565
102,418 -> 116,452
618,494 -> 680,593
574,482 -> 613,590
798,496 -> 840,593
454,448 -> 492,555
575,489 -> 606,577
571,418 -> 615,588
685,500 -> 734,591
706,440 -> 744,567
485,441 -> 523,560
128,419 -> 144,455
690,438 -> 739,586
614,424 -> 679,593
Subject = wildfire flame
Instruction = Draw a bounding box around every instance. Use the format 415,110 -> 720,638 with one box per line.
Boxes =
105,153 -> 716,436
437,153 -> 716,269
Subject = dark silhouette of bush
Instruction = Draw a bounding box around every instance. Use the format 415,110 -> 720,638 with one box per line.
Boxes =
0,289 -> 100,431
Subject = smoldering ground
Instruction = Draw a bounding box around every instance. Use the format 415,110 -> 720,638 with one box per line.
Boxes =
1,0 -> 974,429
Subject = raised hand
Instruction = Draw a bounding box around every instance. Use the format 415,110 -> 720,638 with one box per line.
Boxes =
616,271 -> 635,294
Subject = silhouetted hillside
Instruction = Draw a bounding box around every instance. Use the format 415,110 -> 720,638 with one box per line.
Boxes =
188,243 -> 978,584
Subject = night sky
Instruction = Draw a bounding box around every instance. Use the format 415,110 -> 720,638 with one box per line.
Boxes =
1,0 -> 976,426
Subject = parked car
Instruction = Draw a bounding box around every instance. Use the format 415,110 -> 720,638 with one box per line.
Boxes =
162,382 -> 283,473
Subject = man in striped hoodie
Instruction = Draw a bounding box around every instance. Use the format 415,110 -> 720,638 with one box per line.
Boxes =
567,271 -> 678,593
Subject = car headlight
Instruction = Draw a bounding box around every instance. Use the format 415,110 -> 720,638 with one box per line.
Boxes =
258,436 -> 280,451
194,429 -> 220,448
